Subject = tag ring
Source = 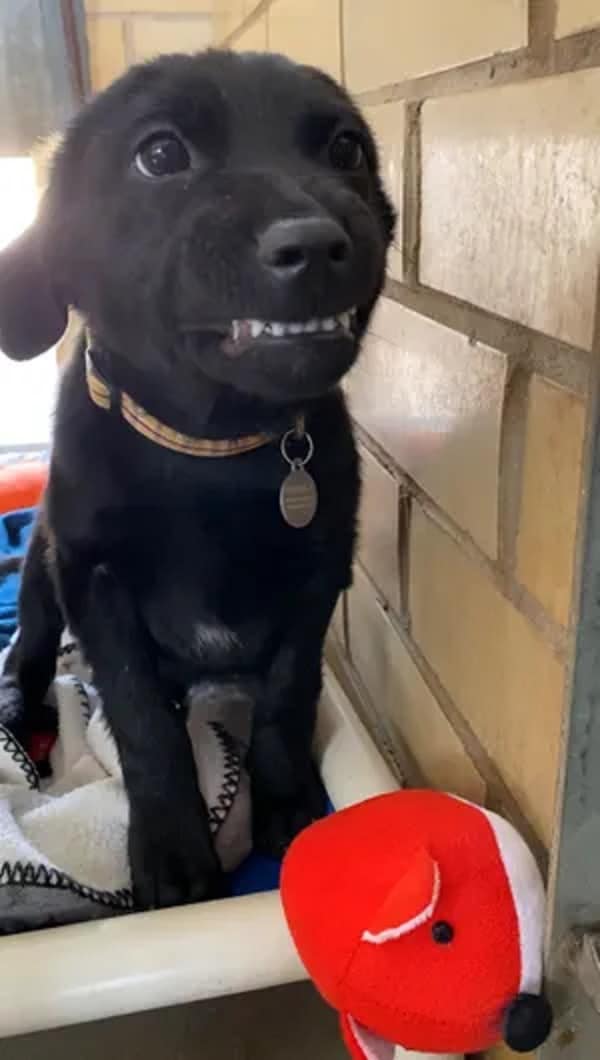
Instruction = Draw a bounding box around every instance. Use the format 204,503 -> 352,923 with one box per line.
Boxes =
281,428 -> 314,469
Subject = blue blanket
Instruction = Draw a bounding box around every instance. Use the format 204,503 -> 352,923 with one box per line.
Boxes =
0,508 -> 35,651
0,506 -> 281,895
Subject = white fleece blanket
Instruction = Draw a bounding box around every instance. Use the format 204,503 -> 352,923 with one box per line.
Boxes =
0,638 -> 252,933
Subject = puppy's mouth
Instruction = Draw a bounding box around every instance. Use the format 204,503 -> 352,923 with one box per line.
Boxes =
180,305 -> 363,400
222,308 -> 357,356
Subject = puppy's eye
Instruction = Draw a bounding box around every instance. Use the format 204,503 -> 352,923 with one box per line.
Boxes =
329,132 -> 365,172
135,133 -> 191,178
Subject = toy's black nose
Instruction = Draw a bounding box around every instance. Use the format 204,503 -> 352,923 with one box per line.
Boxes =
503,993 -> 553,1052
258,217 -> 353,280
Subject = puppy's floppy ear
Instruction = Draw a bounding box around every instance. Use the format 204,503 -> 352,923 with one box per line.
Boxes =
0,225 -> 68,360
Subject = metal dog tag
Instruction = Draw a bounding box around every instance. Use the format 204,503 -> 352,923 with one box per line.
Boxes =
280,464 -> 319,529
280,423 -> 318,529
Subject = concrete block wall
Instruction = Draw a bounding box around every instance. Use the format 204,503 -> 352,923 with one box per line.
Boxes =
215,6 -> 597,1019
82,5 -> 600,1051
84,0 -> 213,89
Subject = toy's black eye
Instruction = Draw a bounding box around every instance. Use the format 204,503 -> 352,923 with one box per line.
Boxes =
432,921 -> 454,944
135,133 -> 191,178
329,132 -> 365,171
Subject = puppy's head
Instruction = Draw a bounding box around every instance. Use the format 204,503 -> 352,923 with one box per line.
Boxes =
0,51 -> 394,404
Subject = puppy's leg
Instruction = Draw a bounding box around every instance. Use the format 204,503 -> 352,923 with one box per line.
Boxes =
249,577 -> 340,858
63,562 -> 223,910
0,524 -> 63,738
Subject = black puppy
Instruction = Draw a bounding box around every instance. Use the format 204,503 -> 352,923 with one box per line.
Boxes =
0,50 -> 394,909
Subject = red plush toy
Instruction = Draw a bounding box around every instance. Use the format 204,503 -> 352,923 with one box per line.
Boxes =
281,790 -> 553,1057
0,461 -> 48,515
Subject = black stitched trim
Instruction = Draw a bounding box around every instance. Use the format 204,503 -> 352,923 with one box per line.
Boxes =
207,722 -> 241,833
0,860 -> 134,910
67,674 -> 93,724
0,727 -> 40,790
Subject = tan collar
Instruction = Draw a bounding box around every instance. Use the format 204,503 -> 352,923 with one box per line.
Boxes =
85,351 -> 276,458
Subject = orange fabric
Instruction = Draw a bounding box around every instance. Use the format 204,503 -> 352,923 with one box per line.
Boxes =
0,462 -> 48,514
281,790 -> 522,1055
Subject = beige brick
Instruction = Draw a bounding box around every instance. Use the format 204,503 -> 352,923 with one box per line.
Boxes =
364,102 -> 405,281
130,16 -> 212,62
330,595 -> 346,646
346,298 -> 509,558
268,0 -> 341,80
421,70 -> 600,350
86,17 -> 127,91
85,0 -> 212,11
517,377 -> 585,627
344,0 -> 527,93
348,565 -> 486,803
348,569 -> 388,705
410,507 -> 564,846
556,0 -> 600,36
231,14 -> 268,50
486,1044 -> 535,1060
358,447 -> 401,613
214,0 -> 246,41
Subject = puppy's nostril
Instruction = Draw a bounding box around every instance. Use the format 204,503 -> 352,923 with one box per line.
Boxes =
273,244 -> 307,271
258,217 -> 353,279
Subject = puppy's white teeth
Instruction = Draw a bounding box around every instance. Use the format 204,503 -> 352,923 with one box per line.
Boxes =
231,312 -> 356,340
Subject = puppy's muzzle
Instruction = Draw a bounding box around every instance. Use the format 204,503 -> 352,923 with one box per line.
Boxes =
257,216 -> 354,289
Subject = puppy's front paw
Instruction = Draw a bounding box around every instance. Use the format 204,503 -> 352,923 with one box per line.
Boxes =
128,814 -> 225,911
252,771 -> 327,860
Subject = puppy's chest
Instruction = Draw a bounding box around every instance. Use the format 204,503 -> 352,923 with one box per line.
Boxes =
117,508 -> 318,670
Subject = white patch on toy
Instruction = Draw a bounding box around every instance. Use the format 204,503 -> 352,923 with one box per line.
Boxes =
347,1016 -> 395,1060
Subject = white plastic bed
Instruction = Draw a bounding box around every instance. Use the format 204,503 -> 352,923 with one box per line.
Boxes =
0,669 -> 461,1060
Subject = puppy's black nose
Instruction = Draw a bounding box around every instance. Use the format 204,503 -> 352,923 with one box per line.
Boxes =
258,217 -> 352,279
